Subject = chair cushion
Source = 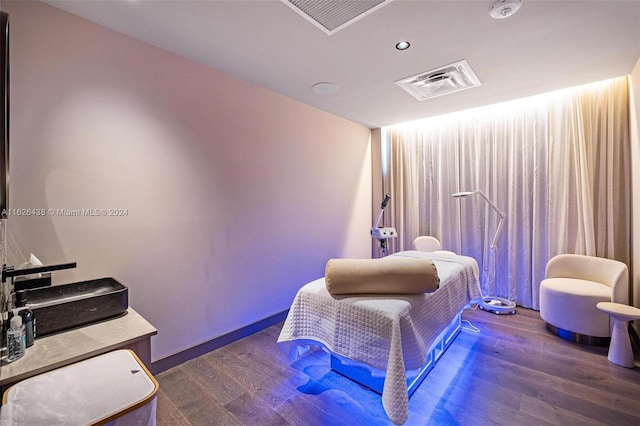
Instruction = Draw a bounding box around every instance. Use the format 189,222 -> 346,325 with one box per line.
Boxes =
540,278 -> 611,337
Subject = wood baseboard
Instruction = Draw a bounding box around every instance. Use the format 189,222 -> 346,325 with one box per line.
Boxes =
150,310 -> 289,374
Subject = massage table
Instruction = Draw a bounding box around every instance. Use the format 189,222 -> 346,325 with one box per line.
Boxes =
277,250 -> 482,425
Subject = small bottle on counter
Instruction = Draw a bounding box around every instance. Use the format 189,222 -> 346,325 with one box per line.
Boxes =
7,314 -> 26,362
15,290 -> 35,347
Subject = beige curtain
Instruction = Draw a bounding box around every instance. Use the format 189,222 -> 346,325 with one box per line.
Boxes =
382,77 -> 630,309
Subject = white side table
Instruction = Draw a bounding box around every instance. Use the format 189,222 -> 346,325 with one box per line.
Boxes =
596,302 -> 640,368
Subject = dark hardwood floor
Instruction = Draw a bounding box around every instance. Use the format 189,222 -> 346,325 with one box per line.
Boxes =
155,307 -> 640,425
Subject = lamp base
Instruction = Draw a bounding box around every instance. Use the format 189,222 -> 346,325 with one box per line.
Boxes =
479,296 -> 516,315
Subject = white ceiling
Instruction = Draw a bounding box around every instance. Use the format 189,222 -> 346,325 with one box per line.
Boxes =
42,0 -> 640,129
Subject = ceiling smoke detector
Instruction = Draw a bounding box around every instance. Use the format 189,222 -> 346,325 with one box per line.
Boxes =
395,60 -> 481,101
489,0 -> 522,19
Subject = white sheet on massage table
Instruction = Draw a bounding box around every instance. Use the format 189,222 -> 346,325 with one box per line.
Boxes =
277,251 -> 481,425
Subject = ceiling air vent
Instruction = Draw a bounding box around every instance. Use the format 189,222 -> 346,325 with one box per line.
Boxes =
282,0 -> 394,35
395,60 -> 481,101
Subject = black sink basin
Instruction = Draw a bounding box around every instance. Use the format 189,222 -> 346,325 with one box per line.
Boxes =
25,278 -> 128,337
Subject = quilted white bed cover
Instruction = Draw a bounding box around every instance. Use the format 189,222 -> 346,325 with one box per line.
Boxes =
277,251 -> 482,425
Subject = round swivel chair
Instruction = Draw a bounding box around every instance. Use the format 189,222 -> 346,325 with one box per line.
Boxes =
539,254 -> 628,345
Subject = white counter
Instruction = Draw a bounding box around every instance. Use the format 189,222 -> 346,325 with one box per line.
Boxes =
0,307 -> 157,389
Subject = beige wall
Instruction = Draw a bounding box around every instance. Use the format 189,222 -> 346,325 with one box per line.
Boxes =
370,128 -> 382,257
630,56 -> 640,333
4,1 -> 372,361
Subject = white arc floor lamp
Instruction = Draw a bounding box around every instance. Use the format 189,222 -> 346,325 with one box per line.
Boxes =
452,190 -> 516,315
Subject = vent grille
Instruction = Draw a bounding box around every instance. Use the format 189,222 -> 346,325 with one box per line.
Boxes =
395,60 -> 482,101
282,0 -> 393,35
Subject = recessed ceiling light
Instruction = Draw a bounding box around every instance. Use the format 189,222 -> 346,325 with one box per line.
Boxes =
489,0 -> 522,19
311,82 -> 338,95
395,41 -> 410,50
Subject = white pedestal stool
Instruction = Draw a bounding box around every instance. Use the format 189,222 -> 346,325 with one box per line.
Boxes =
596,302 -> 640,368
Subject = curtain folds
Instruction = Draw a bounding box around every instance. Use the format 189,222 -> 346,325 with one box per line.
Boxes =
382,77 -> 630,309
